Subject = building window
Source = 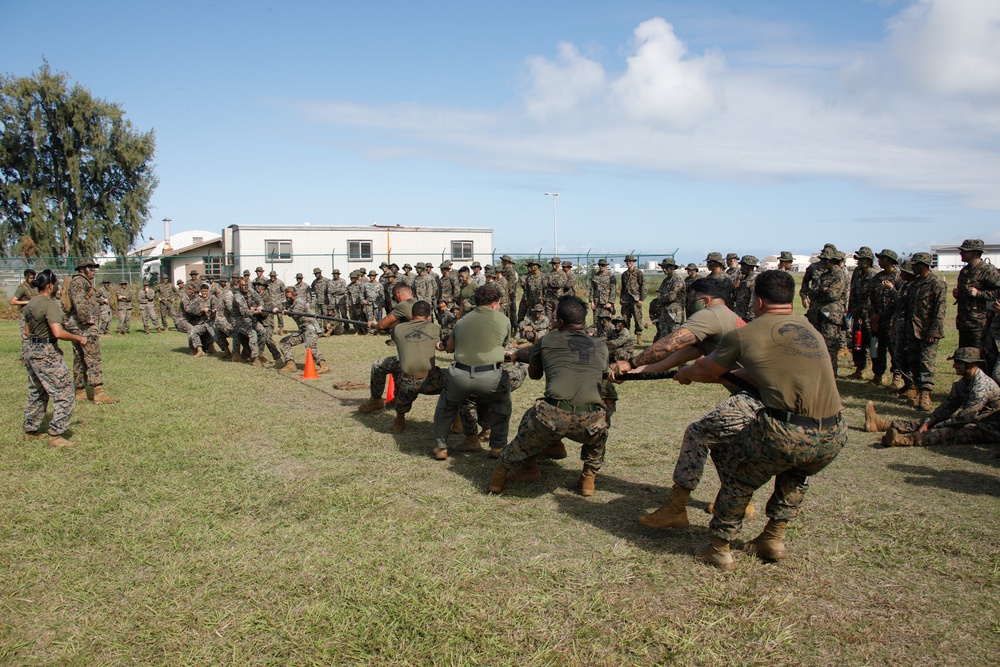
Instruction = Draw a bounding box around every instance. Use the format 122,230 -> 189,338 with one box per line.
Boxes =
452,241 -> 473,261
349,240 -> 372,261
204,256 -> 225,278
265,240 -> 293,262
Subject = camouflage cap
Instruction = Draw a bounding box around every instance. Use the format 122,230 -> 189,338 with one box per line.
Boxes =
484,268 -> 496,277
119,279 -> 128,284
191,270 -> 200,276
255,266 -> 264,272
471,261 -> 482,268
243,269 -> 251,276
854,247 -> 875,261
819,247 -> 839,260
726,253 -> 739,260
833,251 -> 846,261
313,267 -> 322,274
200,282 -> 211,289
821,243 -> 838,253
624,254 -> 637,262
533,303 -> 545,312
562,260 -> 573,268
686,263 -> 699,271
911,251 -> 933,266
451,304 -> 461,311
527,259 -> 540,267
740,255 -> 759,267
660,257 -> 678,268
958,239 -> 985,252
402,263 -> 412,270
101,279 -> 111,284
611,315 -> 625,323
332,269 -> 341,274
876,248 -> 899,263
425,263 -> 435,269
550,256 -> 561,264
218,276 -> 228,282
501,254 -> 514,263
368,270 -> 378,276
485,264 -> 494,271
597,312 -> 612,319
389,263 -> 399,270
415,262 -> 426,270
597,258 -> 609,266
705,252 -> 724,264
899,260 -> 914,275
75,257 -> 100,270
948,347 -> 985,363
778,251 -> 794,262
177,279 -> 185,285
295,272 -> 304,279
380,262 -> 388,268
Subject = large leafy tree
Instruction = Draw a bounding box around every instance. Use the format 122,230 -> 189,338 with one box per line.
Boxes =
0,61 -> 157,259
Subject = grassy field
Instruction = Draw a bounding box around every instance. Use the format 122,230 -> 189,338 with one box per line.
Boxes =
1,297 -> 998,665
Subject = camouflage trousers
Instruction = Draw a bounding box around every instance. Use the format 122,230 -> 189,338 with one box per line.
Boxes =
709,410 -> 846,542
499,399 -> 609,472
818,319 -> 843,374
673,393 -> 763,491
850,320 -> 871,373
620,299 -> 643,336
139,302 -> 157,333
24,341 -> 75,437
904,333 -> 938,390
212,319 -> 233,351
64,323 -> 103,390
890,419 -> 1000,446
433,365 -> 512,451
189,323 -> 216,350
280,326 -> 324,364
18,311 -> 27,362
261,323 -> 282,360
99,304 -> 112,334
655,310 -> 683,342
392,367 -> 447,414
116,306 -> 132,333
350,306 -> 368,334
892,323 -> 912,386
234,321 -> 261,358
871,324 -> 898,380
158,301 -> 173,329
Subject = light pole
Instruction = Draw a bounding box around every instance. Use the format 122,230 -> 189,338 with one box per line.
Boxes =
544,192 -> 559,254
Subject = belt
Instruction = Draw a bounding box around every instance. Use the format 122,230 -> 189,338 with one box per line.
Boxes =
402,371 -> 430,380
544,397 -> 599,413
454,362 -> 500,373
29,337 -> 56,344
765,407 -> 841,430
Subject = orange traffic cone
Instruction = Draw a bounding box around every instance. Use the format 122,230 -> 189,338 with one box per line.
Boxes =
386,373 -> 396,402
300,348 -> 320,380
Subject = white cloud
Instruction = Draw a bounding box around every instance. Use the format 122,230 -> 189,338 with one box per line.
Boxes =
523,42 -> 606,121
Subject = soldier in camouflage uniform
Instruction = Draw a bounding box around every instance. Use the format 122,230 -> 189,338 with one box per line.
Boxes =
500,255 -> 519,330
383,300 -> 446,431
185,283 -> 215,355
96,279 -> 113,335
846,247 -> 878,379
438,261 -> 460,310
252,280 -> 283,361
11,269 -> 38,363
470,261 -> 486,286
517,303 -> 551,344
64,258 -> 118,404
649,257 -> 686,340
724,253 -> 740,281
323,269 -> 347,335
455,267 -> 477,316
588,258 -> 618,336
704,252 -> 735,309
953,239 -> 1000,347
542,257 -> 567,320
232,279 -> 269,367
291,273 -> 309,299
905,252 -> 948,411
489,296 -> 610,497
21,270 -> 90,447
137,281 -> 157,334
484,268 -> 508,314
867,347 -> 1000,446
155,275 -> 176,331
362,270 -> 384,330
208,277 -> 233,356
619,254 -> 648,341
675,270 -> 845,571
807,248 -> 848,375
891,260 -> 917,396
174,284 -> 195,342
266,270 -> 287,333
397,264 -> 414,288
868,249 -> 901,387
777,251 -> 794,272
518,260 -> 545,323
346,271 -> 367,334
310,268 -> 328,318
731,255 -> 759,324
278,285 -> 329,374
411,263 -> 437,305
437,301 -> 459,341
799,243 -> 837,310
603,315 -> 634,362
115,280 -> 133,335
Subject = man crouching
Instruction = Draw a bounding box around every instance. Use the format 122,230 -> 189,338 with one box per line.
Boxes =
489,296 -> 611,497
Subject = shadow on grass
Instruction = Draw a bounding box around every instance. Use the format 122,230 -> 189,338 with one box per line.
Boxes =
887,463 -> 1000,496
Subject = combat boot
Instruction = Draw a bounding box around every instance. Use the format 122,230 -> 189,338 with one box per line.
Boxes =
477,428 -> 491,442
75,389 -> 88,402
918,390 -> 933,412
194,347 -> 204,357
457,434 -> 484,452
358,397 -> 385,414
864,401 -> 892,433
206,342 -> 216,354
393,412 -> 406,432
92,386 -> 119,404
280,360 -> 297,373
451,413 -> 463,434
434,447 -> 449,461
745,519 -> 788,562
488,447 -> 503,459
22,431 -> 45,442
488,464 -> 508,493
638,484 -> 690,529
48,435 -> 77,448
219,345 -> 231,357
539,440 -> 568,460
696,536 -> 735,571
846,369 -> 865,380
231,351 -> 244,363
317,360 -> 330,374
577,468 -> 597,497
889,374 -> 905,390
901,386 -> 918,403
882,427 -> 915,447
508,458 -> 542,483
706,500 -> 756,522
867,375 -> 883,387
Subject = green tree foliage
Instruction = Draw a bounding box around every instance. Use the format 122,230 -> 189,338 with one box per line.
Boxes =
0,61 -> 157,259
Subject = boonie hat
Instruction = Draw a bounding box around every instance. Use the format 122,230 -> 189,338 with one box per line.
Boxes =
948,347 -> 984,363
740,255 -> 759,267
501,254 -> 514,263
313,267 -> 322,274
958,239 -> 985,253
255,266 -> 264,272
533,304 -> 545,312
611,315 -> 625,323
705,252 -> 724,264
686,263 -> 698,271
562,260 -> 573,268
295,272 -> 304,279
726,253 -> 739,261
660,257 -> 677,268
624,254 -> 637,262
911,252 -> 933,266
550,256 -> 561,264
75,257 -> 100,270
597,258 -> 608,266
778,251 -> 794,262
876,249 -> 899,263
854,247 -> 875,261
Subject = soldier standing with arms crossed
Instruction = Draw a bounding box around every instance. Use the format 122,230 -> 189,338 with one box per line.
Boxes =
64,258 -> 118,404
619,254 -> 647,343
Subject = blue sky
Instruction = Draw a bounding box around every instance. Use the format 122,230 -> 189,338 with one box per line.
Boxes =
3,0 -> 998,263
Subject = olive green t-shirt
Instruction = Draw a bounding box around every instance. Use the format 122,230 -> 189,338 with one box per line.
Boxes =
13,281 -> 37,310
23,295 -> 64,338
682,303 -> 744,355
452,306 -> 510,365
393,319 -> 441,374
532,329 -> 609,407
391,297 -> 417,322
712,312 -> 841,418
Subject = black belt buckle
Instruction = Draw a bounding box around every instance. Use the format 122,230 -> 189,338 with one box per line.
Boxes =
30,337 -> 54,344
766,406 -> 840,429
456,362 -> 499,373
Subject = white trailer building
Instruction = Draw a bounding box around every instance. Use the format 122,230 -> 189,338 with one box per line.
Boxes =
931,243 -> 998,272
223,224 -> 494,283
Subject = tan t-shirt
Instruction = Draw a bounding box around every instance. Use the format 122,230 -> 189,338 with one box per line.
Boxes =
712,312 -> 841,418
23,295 -> 64,338
532,329 -> 609,406
683,303 -> 744,356
393,320 -> 441,375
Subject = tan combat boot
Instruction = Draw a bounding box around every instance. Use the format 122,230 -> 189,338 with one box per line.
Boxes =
457,434 -> 484,453
451,413 -> 463,434
477,428 -> 491,442
745,519 -> 788,562
889,374 -> 905,390
48,435 -> 77,448
280,360 -> 297,373
92,386 -> 119,404
706,500 -> 756,522
539,440 -> 568,460
918,390 -> 933,412
22,431 -> 45,442
488,447 -> 503,459
316,360 -> 330,374
882,427 -> 915,447
508,458 -> 542,483
231,351 -> 244,363
867,375 -> 883,387
696,536 -> 735,571
358,397 -> 385,414
393,412 -> 406,432
638,484 -> 691,529
433,447 -> 449,461
488,464 -> 508,493
194,347 -> 204,357
902,386 -> 918,404
75,389 -> 88,402
577,468 -> 597,497
864,401 -> 892,432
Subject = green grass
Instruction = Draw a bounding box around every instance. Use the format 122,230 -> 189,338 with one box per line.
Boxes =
1,289 -> 998,666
